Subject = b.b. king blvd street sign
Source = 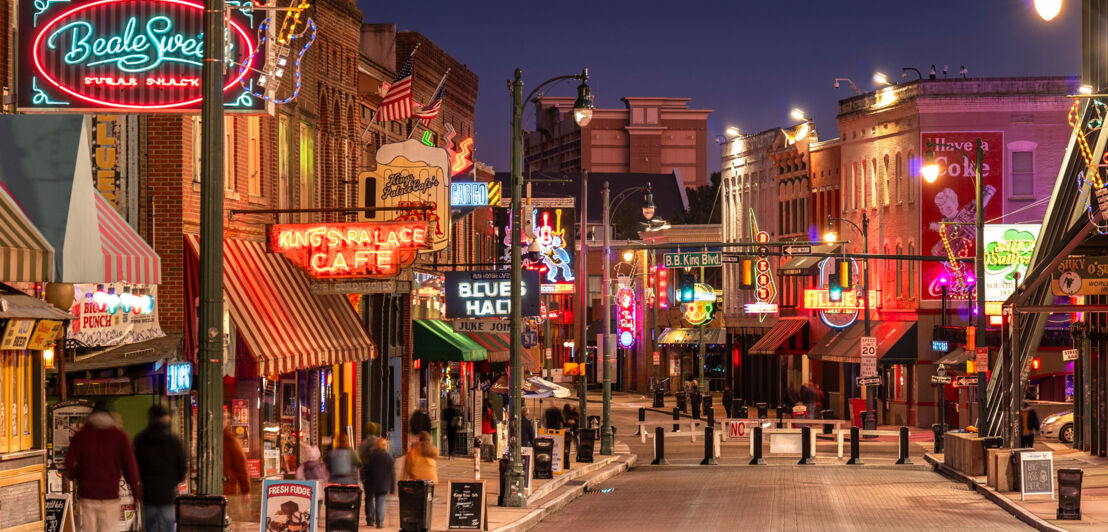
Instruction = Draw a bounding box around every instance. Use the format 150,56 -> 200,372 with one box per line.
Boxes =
664,252 -> 721,268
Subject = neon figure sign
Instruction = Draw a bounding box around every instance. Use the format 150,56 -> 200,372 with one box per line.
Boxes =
19,0 -> 265,111
616,288 -> 636,348
268,222 -> 429,279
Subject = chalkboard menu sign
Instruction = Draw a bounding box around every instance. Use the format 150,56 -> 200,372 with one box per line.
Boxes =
576,429 -> 596,463
44,493 -> 74,532
448,481 -> 486,530
1020,451 -> 1055,500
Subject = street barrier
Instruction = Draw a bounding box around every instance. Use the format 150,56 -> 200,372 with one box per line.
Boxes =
701,424 -> 718,465
723,418 -> 770,441
672,407 -> 680,432
799,426 -> 815,465
847,426 -> 862,465
651,426 -> 667,465
750,426 -> 767,465
636,407 -> 646,435
896,426 -> 913,464
756,402 -> 768,419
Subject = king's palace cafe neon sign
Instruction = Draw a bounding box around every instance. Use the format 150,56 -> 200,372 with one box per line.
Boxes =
268,222 -> 429,278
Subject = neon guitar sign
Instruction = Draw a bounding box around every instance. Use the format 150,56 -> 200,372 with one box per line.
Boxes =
19,0 -> 264,111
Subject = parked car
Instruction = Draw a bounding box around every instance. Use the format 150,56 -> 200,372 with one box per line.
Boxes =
1040,411 -> 1074,443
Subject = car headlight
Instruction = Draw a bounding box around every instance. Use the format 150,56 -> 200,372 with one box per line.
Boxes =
1043,414 -> 1060,425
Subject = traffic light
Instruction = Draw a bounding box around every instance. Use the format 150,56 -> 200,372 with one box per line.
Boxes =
965,326 -> 976,350
677,272 -> 696,303
837,259 -> 851,289
741,259 -> 753,288
828,274 -> 842,302
1031,357 -> 1041,370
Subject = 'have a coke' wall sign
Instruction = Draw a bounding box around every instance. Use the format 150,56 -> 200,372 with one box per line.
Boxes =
19,0 -> 266,112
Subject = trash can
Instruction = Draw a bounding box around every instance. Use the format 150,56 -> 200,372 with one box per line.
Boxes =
676,392 -> 688,413
931,423 -> 947,453
398,480 -> 434,532
653,388 -> 665,408
1057,468 -> 1083,520
1009,448 -> 1035,492
175,495 -> 226,531
452,428 -> 473,456
821,410 -> 836,434
481,441 -> 495,462
324,484 -> 362,532
756,402 -> 768,419
533,437 -> 554,479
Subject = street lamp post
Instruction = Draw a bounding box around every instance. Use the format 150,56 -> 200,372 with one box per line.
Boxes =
923,139 -> 987,434
827,214 -> 871,426
506,68 -> 593,507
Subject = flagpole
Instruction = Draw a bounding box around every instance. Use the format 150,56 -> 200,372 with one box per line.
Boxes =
377,43 -> 420,124
407,68 -> 452,139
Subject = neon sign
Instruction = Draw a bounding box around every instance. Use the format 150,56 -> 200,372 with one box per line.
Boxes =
500,207 -> 576,292
268,222 -> 429,278
451,138 -> 474,174
749,209 -> 777,319
19,0 -> 264,111
803,289 -> 878,311
616,287 -> 636,348
683,283 -> 716,326
443,270 -> 541,318
166,361 -> 192,395
450,181 -> 489,208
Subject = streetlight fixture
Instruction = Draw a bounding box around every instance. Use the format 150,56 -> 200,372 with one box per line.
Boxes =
725,126 -> 742,138
921,138 -> 988,434
873,72 -> 891,86
823,231 -> 838,244
790,108 -> 809,122
506,67 -> 592,508
1035,0 -> 1063,21
827,214 -> 873,427
834,78 -> 861,94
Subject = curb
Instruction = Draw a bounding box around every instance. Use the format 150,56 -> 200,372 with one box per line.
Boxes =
490,453 -> 637,532
922,453 -> 1067,532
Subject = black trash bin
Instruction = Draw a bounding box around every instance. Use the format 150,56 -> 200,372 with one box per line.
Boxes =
325,484 -> 362,532
398,480 -> 434,532
755,402 -> 768,419
821,410 -> 836,434
931,423 -> 947,453
653,388 -> 665,408
676,392 -> 688,413
176,495 -> 227,532
533,437 -> 554,479
1058,468 -> 1084,520
452,428 -> 473,456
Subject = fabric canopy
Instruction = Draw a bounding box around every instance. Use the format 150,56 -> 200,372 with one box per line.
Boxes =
0,116 -> 160,284
461,331 -> 509,362
186,235 -> 375,375
0,184 -> 54,282
657,327 -> 727,346
414,320 -> 487,362
0,284 -> 74,320
878,322 -> 918,365
808,321 -> 916,364
67,334 -> 182,372
748,317 -> 807,354
936,348 -> 971,366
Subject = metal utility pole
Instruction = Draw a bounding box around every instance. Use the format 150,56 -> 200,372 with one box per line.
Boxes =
505,69 -> 526,507
862,213 -> 871,424
577,170 -> 588,429
973,139 -> 987,435
601,181 -> 613,455
698,261 -> 706,394
196,0 -> 225,496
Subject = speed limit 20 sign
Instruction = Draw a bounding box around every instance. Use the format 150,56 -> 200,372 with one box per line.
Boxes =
860,336 -> 877,377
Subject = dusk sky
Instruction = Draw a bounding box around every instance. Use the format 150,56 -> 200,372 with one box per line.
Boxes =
356,0 -> 1081,174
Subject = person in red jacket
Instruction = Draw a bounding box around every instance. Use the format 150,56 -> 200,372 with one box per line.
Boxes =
223,417 -> 252,522
64,401 -> 142,531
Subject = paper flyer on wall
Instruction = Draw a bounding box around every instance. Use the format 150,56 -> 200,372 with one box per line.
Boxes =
260,479 -> 317,532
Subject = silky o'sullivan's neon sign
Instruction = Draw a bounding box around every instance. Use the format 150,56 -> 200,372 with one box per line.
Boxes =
19,0 -> 264,111
268,222 -> 429,278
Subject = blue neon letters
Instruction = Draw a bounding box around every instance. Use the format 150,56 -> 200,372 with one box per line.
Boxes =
47,16 -> 207,73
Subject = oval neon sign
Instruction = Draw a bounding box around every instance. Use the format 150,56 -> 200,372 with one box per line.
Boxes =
30,0 -> 256,109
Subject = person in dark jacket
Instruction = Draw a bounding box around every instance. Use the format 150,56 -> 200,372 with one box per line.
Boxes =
361,437 -> 395,528
722,386 -> 734,418
64,401 -> 143,531
521,407 -> 536,447
443,400 -> 463,456
409,403 -> 432,436
133,404 -> 188,532
544,405 -> 564,430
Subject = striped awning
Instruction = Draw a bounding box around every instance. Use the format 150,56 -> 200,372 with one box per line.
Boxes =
93,191 -> 160,284
462,331 -> 510,362
186,235 -> 375,375
748,317 -> 807,355
657,327 -> 727,346
0,184 -> 53,282
414,320 -> 487,362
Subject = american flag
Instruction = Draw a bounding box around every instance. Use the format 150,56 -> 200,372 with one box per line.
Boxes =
376,48 -> 417,122
414,70 -> 449,125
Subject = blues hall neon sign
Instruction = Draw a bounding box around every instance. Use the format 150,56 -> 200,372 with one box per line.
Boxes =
19,0 -> 265,111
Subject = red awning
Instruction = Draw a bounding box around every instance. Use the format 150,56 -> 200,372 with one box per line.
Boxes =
186,235 -> 375,375
96,192 -> 161,284
748,317 -> 807,355
462,331 -> 510,362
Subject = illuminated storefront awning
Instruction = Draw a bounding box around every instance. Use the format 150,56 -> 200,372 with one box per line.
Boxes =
461,331 -> 510,362
66,334 -> 182,372
414,320 -> 487,362
808,321 -> 916,364
0,185 -> 54,283
878,322 -> 918,365
657,327 -> 727,346
748,317 -> 807,355
186,235 -> 375,375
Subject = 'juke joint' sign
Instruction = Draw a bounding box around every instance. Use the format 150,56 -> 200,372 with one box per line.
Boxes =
268,222 -> 430,278
19,0 -> 265,111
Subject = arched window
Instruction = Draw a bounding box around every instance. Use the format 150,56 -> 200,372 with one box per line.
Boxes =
907,150 -> 916,203
883,154 -> 891,206
908,242 -> 916,299
871,158 -> 878,208
895,152 -> 904,204
895,242 -> 904,297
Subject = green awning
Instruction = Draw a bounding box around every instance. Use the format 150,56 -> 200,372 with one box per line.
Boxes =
414,320 -> 488,362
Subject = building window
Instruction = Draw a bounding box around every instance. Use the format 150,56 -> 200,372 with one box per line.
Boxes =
895,153 -> 904,204
907,150 -> 916,203
882,154 -> 890,206
247,117 -> 262,196
851,163 -> 858,210
895,243 -> 903,298
224,116 -> 235,191
191,117 -> 202,182
870,158 -> 878,209
908,242 -> 916,300
588,275 -> 602,297
299,121 -> 315,215
1012,151 -> 1034,197
278,115 -> 290,221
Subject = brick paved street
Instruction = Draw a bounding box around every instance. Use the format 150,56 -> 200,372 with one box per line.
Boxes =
533,465 -> 1033,531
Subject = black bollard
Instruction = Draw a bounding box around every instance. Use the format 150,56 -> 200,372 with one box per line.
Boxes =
798,426 -> 815,465
636,407 -> 646,435
651,426 -> 668,465
672,407 -> 680,432
776,407 -> 784,428
749,426 -> 767,465
706,406 -> 715,427
847,426 -> 863,465
896,426 -> 913,464
700,424 -> 717,465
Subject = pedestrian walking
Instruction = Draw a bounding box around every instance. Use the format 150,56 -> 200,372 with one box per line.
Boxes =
361,438 -> 395,529
544,404 -> 564,430
296,445 -> 329,517
690,388 -> 702,420
722,386 -> 734,418
1020,402 -> 1041,448
409,402 -> 432,436
802,382 -> 819,420
402,431 -> 439,483
64,401 -> 143,531
520,407 -> 536,447
327,433 -> 360,485
444,400 -> 463,456
133,405 -> 187,532
223,418 -> 252,522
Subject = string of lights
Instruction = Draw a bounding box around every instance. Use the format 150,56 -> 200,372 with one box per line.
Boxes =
237,16 -> 317,104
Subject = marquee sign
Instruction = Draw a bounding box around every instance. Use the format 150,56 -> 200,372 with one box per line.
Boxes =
19,0 -> 266,112
267,222 -> 429,278
803,289 -> 878,311
683,283 -> 716,326
616,287 -> 636,348
749,209 -> 777,319
443,270 -> 541,319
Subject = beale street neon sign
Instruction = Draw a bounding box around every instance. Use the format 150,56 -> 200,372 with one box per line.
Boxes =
19,0 -> 264,111
268,222 -> 429,279
616,287 -> 636,348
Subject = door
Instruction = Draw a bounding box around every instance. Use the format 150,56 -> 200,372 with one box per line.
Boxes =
389,357 -> 402,455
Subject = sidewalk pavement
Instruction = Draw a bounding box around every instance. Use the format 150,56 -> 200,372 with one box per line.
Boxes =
231,441 -> 635,531
925,442 -> 1108,531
